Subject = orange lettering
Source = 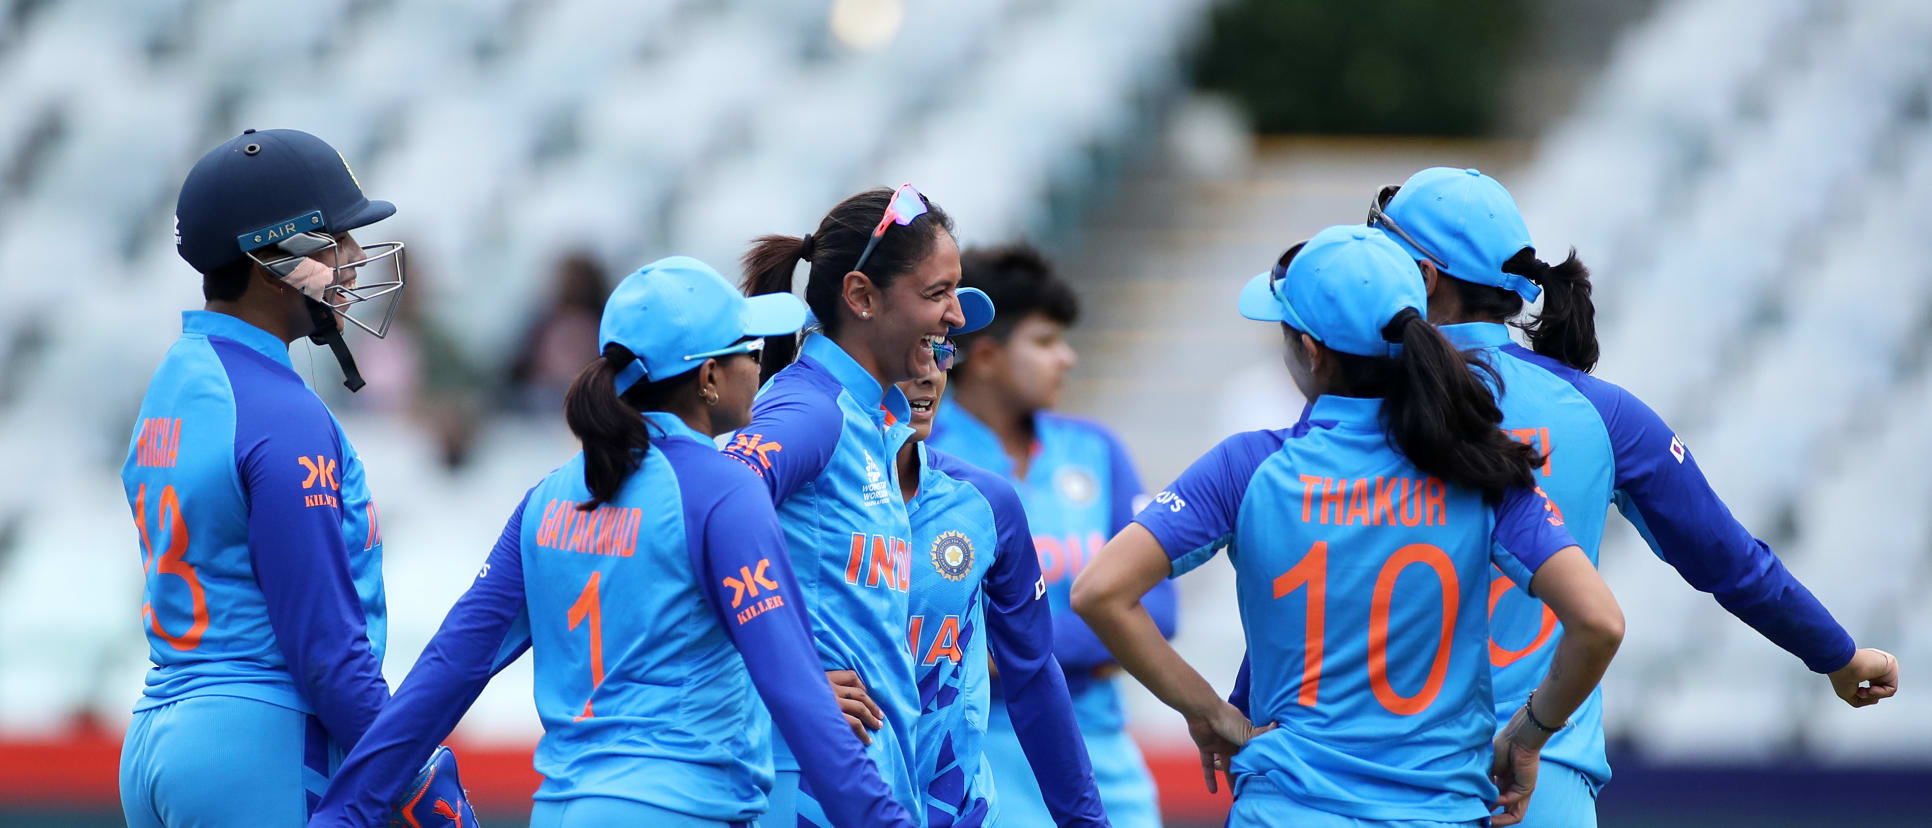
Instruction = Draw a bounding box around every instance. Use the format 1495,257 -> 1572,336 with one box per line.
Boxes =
1423,478 -> 1447,526
1299,474 -> 1324,522
1400,478 -> 1423,527
1372,477 -> 1398,526
867,535 -> 892,588
1345,478 -> 1371,526
845,533 -> 866,584
924,616 -> 963,664
1321,477 -> 1345,525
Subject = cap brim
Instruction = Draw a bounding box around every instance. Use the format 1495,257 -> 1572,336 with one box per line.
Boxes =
1237,272 -> 1287,322
337,199 -> 396,232
950,287 -> 995,335
743,291 -> 808,337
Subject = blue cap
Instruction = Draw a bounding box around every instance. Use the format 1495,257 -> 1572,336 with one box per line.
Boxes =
602,256 -> 807,391
953,287 -> 995,334
175,129 -> 395,274
1237,225 -> 1426,357
1380,167 -> 1538,301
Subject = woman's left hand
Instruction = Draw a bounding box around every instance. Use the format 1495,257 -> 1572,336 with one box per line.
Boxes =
1186,700 -> 1273,794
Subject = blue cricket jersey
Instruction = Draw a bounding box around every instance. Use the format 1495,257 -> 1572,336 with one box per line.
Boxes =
1441,321 -> 1855,788
906,445 -> 1107,827
310,411 -> 911,827
1137,395 -> 1576,822
722,333 -> 924,819
120,310 -> 388,752
926,401 -> 1177,729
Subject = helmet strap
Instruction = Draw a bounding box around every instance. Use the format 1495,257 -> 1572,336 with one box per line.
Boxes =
304,298 -> 366,392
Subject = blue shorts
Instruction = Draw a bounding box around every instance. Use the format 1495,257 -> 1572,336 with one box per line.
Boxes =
530,795 -> 750,828
982,703 -> 1162,827
1511,760 -> 1599,828
120,695 -> 338,828
1228,778 -> 1482,828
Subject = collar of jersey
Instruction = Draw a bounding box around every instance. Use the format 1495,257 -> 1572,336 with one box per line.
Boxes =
183,310 -> 292,370
641,410 -> 710,445
1307,394 -> 1384,429
1438,321 -> 1513,350
933,394 -> 1044,480
799,332 -> 912,424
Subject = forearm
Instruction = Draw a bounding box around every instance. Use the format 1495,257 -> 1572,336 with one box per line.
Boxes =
1076,597 -> 1219,719
1528,616 -> 1619,727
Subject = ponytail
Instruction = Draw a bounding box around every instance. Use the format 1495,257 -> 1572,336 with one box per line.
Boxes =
742,233 -> 813,383
1505,248 -> 1598,373
562,343 -> 698,509
741,188 -> 957,384
1346,309 -> 1541,500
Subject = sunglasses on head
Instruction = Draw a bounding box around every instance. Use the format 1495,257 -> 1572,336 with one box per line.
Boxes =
851,182 -> 929,277
1365,184 -> 1449,273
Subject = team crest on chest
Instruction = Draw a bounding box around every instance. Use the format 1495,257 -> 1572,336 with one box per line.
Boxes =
930,530 -> 975,581
1055,465 -> 1099,506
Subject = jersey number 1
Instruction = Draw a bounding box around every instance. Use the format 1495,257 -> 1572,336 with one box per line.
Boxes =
568,571 -> 605,721
1274,541 -> 1458,716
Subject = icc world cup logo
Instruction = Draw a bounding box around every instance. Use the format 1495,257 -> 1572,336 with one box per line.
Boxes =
930,531 -> 975,582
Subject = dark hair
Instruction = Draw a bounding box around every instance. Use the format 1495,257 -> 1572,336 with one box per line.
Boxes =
1298,309 -> 1540,500
741,187 -> 955,382
562,343 -> 700,509
954,243 -> 1079,351
1444,248 -> 1599,373
203,256 -> 254,302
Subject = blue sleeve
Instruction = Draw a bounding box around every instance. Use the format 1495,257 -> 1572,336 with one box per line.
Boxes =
1133,430 -> 1283,577
722,381 -> 842,505
964,465 -> 1106,826
310,493 -> 535,827
232,387 -> 388,754
1516,347 -> 1856,674
682,454 -> 914,828
1489,485 -> 1577,593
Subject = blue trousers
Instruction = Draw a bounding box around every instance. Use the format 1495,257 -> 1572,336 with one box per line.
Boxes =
1511,760 -> 1599,828
981,703 -> 1161,827
120,695 -> 337,828
530,795 -> 751,828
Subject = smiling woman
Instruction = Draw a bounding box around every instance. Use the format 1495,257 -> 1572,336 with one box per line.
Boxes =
725,185 -> 997,826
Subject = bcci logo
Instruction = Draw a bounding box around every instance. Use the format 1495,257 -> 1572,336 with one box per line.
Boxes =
930,530 -> 974,582
1056,466 -> 1098,506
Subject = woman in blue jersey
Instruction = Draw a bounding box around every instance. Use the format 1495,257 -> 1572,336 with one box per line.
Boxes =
308,257 -> 915,828
1361,166 -> 1901,826
928,244 -> 1175,828
1071,225 -> 1625,827
893,358 -> 1108,826
731,184 -> 997,825
120,129 -> 417,827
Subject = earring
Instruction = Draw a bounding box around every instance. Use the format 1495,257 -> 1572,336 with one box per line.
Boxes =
702,389 -> 719,406
861,311 -> 871,320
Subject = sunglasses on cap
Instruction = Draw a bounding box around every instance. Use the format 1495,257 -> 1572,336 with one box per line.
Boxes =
684,336 -> 766,364
851,182 -> 930,277
1365,185 -> 1449,273
1265,241 -> 1310,304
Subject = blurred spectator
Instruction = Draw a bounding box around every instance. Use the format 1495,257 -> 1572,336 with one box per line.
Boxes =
346,248 -> 486,470
507,251 -> 609,416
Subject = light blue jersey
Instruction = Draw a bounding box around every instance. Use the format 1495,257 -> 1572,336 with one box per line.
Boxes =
725,333 -> 923,822
1137,395 -> 1575,823
906,445 -> 1106,827
927,399 -> 1171,826
119,311 -> 389,821
1440,322 -> 1855,803
313,411 -> 910,827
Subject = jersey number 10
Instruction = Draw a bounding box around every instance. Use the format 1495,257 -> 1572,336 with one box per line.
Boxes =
1274,541 -> 1458,716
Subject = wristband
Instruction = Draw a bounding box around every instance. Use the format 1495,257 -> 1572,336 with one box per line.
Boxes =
1523,690 -> 1566,734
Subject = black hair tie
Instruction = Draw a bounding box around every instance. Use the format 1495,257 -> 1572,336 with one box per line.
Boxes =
1381,307 -> 1422,343
799,233 -> 816,262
